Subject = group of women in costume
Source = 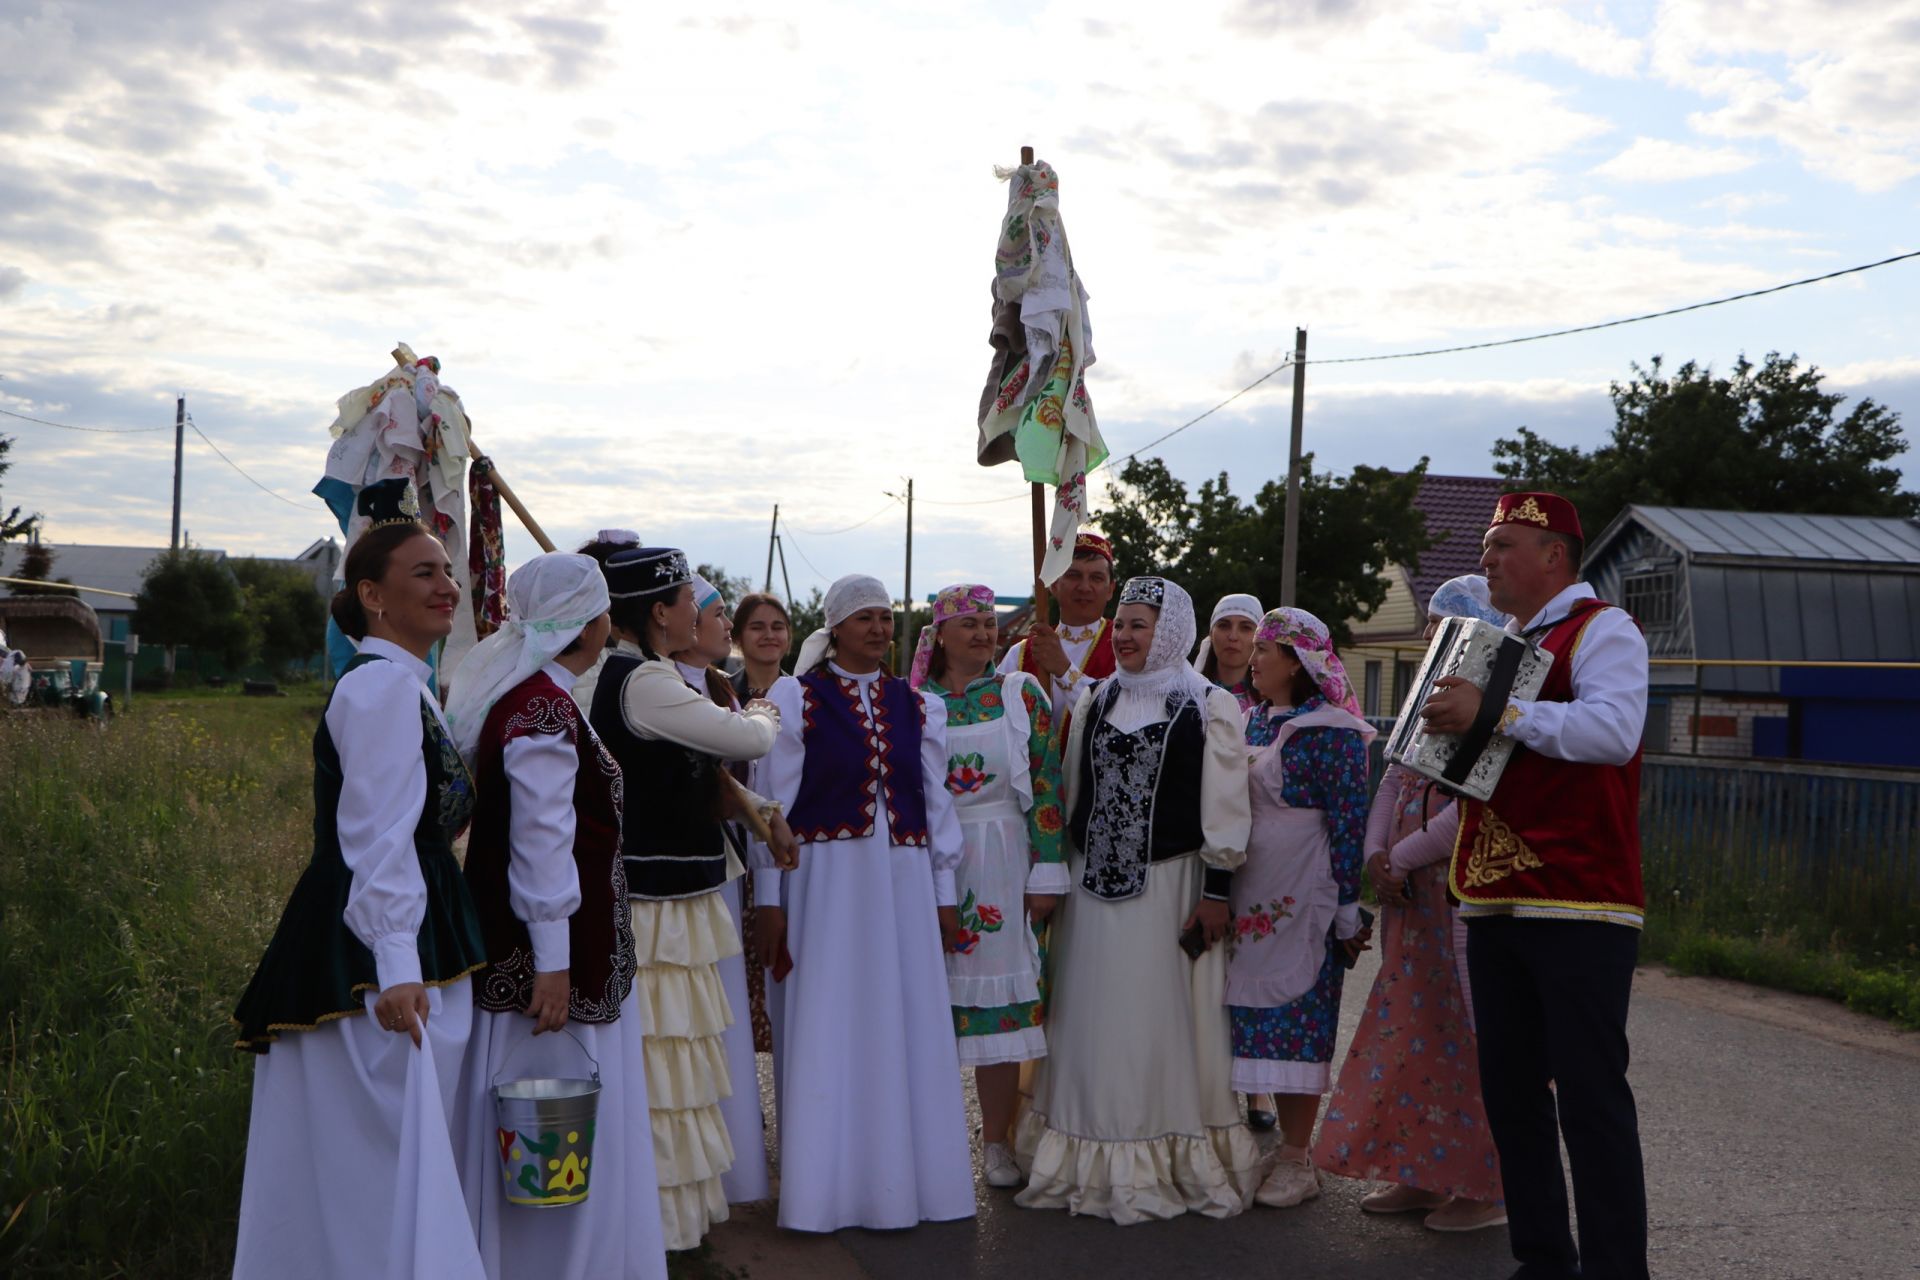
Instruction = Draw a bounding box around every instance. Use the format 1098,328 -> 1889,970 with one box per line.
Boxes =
229,483 -> 1505,1280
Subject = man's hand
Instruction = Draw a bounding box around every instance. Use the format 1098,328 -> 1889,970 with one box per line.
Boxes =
1025,622 -> 1071,680
1421,675 -> 1485,736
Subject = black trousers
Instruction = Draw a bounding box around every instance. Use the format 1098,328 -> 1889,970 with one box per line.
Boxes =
1467,915 -> 1649,1280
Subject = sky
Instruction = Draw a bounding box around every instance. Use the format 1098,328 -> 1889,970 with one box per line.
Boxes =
3,0 -> 1918,604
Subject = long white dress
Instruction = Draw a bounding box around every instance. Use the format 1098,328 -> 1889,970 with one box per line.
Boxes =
452,661 -> 667,1280
1014,681 -> 1262,1224
758,663 -> 977,1232
233,638 -> 486,1280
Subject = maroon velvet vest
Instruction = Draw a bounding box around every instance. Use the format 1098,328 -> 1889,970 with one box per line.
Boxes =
466,671 -> 635,1022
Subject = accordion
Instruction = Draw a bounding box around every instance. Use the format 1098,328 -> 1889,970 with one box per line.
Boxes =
1383,616 -> 1554,801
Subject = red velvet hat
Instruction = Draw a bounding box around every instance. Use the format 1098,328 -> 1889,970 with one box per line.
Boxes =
1490,492 -> 1583,541
1073,531 -> 1114,563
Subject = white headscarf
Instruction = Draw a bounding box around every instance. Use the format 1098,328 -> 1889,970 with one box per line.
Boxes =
1191,591 -> 1265,673
1427,574 -> 1508,627
1111,576 -> 1214,721
445,552 -> 610,763
794,573 -> 893,674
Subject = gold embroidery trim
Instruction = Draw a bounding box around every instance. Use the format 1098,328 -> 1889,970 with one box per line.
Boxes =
1460,809 -> 1545,888
1498,496 -> 1551,526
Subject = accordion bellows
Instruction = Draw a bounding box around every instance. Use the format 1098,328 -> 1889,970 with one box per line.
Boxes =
1384,617 -> 1554,802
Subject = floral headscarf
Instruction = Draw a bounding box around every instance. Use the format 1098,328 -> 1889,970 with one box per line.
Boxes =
909,583 -> 997,689
1255,606 -> 1363,718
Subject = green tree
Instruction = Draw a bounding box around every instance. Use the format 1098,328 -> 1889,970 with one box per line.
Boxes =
232,558 -> 327,673
133,550 -> 254,678
694,563 -> 755,612
1096,456 -> 1433,645
8,541 -> 77,596
1493,352 -> 1918,538
0,434 -> 38,543
787,586 -> 827,669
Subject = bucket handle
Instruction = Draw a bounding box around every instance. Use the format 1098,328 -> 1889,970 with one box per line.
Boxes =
491,1025 -> 600,1089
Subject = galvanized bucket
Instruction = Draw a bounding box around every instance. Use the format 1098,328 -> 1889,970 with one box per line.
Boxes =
491,1028 -> 600,1208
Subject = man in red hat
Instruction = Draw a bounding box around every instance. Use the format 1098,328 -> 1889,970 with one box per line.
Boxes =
1420,491 -> 1650,1280
998,531 -> 1118,711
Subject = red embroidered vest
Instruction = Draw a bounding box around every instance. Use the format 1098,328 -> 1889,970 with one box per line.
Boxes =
1449,599 -> 1645,922
466,671 -> 635,1022
1020,618 -> 1116,688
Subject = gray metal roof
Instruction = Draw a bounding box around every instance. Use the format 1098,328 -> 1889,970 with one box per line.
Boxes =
1687,564 -> 1920,694
0,543 -> 227,613
1615,507 -> 1920,565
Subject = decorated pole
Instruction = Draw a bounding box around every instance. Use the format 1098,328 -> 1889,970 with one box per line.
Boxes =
1020,142 -> 1053,627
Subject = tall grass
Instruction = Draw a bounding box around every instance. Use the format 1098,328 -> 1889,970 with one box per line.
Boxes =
1,695 -> 319,1277
1641,836 -> 1920,1029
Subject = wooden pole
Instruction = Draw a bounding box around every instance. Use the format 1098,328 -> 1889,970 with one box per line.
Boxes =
471,452 -> 556,552
902,477 -> 914,660
1279,327 -> 1308,606
764,505 -> 779,592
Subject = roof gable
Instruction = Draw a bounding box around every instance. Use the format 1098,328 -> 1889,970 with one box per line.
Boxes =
1591,506 -> 1920,568
1404,474 -> 1505,614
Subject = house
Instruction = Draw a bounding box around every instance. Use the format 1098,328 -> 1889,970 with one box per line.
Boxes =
1584,506 -> 1920,768
1342,473 -> 1507,719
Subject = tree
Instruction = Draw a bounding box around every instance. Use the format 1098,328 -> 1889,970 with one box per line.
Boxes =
694,563 -> 755,612
1096,456 -> 1434,645
1493,352 -> 1919,538
8,541 -> 77,596
0,434 -> 38,543
232,558 -> 327,672
786,586 -> 827,669
133,550 -> 254,678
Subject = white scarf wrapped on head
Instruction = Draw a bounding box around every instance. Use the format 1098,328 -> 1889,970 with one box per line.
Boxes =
1191,591 -> 1264,674
444,552 -> 609,763
794,573 -> 892,675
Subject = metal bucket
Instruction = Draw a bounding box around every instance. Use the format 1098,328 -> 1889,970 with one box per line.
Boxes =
491,1028 -> 600,1208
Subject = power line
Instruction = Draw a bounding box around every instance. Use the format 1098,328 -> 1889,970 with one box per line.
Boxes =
778,523 -> 829,582
1106,360 -> 1295,468
792,497 -> 901,536
1305,248 -> 1920,366
185,415 -> 323,510
0,405 -> 170,433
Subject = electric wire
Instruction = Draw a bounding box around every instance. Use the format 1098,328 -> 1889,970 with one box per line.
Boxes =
0,405 -> 170,433
185,415 -> 324,510
791,497 -> 902,536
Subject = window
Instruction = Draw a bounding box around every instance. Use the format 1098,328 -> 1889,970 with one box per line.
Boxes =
108,615 -> 129,642
1622,571 -> 1676,629
1363,661 -> 1382,716
1394,660 -> 1417,713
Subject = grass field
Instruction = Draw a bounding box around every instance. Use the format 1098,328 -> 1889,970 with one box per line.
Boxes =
3,694 -> 1913,1274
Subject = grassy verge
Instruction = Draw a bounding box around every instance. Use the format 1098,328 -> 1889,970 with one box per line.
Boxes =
1,693 -> 320,1277
1640,852 -> 1920,1031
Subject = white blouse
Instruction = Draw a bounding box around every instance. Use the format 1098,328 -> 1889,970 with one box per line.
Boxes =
621,655 -> 779,759
500,661 -> 588,973
329,636 -> 449,992
1060,681 -> 1251,876
753,662 -> 967,908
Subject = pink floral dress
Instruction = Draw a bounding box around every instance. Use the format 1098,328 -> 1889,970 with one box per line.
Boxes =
1312,766 -> 1503,1201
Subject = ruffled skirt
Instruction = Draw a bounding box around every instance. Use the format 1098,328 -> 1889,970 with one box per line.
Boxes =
1015,855 -> 1261,1224
630,890 -> 740,1251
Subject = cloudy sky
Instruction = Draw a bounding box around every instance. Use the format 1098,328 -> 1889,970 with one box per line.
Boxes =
3,0 -> 1917,602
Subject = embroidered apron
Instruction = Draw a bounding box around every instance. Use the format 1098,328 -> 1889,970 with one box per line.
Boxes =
1223,707 -> 1357,1008
942,674 -> 1045,1009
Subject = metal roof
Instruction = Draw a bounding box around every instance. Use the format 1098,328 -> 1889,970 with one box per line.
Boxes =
1597,506 -> 1920,566
0,543 -> 227,613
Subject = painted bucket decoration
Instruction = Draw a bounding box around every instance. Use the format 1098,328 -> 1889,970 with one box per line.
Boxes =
491,1028 -> 601,1208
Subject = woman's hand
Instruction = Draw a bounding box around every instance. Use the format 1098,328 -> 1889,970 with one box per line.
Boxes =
373,981 -> 430,1048
1338,922 -> 1375,965
753,907 -> 787,969
528,970 -> 570,1035
1367,851 -> 1406,902
1026,893 -> 1059,924
743,697 -> 780,721
766,813 -> 800,871
938,905 -> 964,952
1183,898 -> 1231,946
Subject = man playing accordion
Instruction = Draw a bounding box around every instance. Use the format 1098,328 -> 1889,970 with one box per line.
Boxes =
1419,491 -> 1651,1280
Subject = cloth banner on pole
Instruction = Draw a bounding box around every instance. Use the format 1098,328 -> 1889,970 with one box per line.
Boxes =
976,159 -> 1108,586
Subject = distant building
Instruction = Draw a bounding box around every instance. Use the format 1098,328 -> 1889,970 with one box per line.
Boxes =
1585,506 -> 1920,768
1342,473 -> 1507,719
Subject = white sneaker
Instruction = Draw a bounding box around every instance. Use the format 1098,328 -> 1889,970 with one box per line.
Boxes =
1254,1155 -> 1321,1208
983,1142 -> 1023,1190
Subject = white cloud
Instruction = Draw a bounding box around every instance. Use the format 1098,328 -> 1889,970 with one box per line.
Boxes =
1484,4 -> 1643,77
1593,137 -> 1757,182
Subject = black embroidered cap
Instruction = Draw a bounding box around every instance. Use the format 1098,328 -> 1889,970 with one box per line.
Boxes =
358,477 -> 423,529
606,546 -> 693,599
1118,576 -> 1168,608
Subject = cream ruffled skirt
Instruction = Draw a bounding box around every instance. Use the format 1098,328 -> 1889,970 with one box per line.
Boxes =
632,888 -> 740,1251
1014,854 -> 1262,1224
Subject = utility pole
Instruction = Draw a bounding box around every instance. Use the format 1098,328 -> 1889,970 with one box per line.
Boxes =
1279,328 -> 1307,607
902,477 -> 914,660
775,536 -> 793,605
764,504 -> 779,592
170,395 -> 185,552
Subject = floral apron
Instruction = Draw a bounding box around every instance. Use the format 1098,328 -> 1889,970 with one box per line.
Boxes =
943,674 -> 1045,1013
1223,707 -> 1357,1008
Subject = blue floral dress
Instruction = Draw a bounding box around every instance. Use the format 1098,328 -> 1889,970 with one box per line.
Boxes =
1228,696 -> 1370,1092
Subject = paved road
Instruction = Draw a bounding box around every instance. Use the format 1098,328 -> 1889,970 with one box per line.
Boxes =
714,948 -> 1920,1280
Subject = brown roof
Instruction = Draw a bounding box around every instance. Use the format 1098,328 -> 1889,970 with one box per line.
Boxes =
1405,474 -> 1505,614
